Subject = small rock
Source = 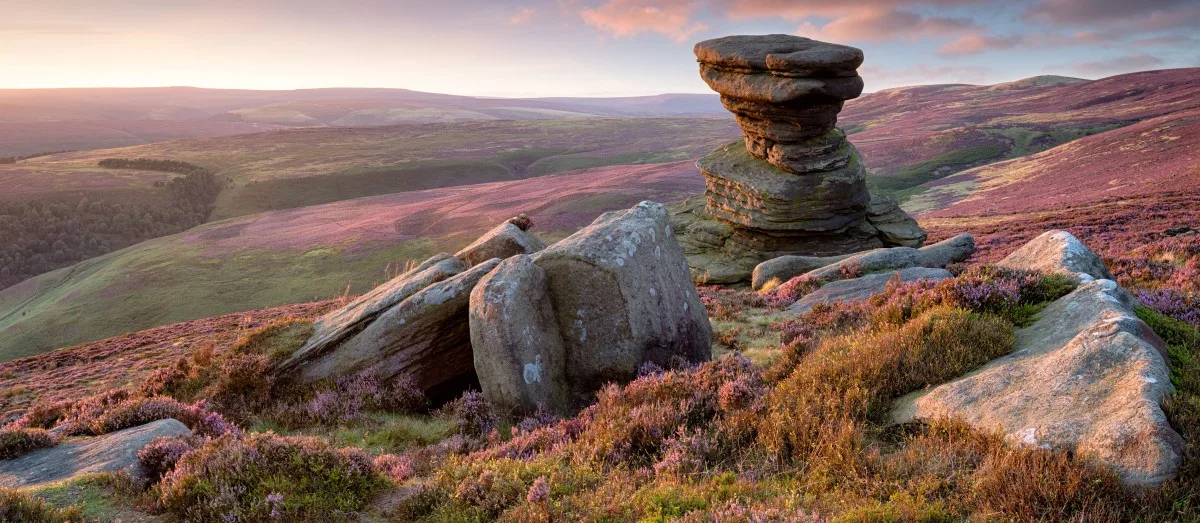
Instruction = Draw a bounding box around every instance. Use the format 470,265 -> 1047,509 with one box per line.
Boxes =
997,230 -> 1114,283
917,233 -> 976,268
752,253 -> 852,290
866,194 -> 927,248
787,267 -> 952,314
455,220 -> 546,267
0,419 -> 191,488
1165,226 -> 1195,237
804,246 -> 924,283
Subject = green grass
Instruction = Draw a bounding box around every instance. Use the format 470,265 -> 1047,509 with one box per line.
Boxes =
868,144 -> 1008,199
0,235 -> 444,361
254,412 -> 454,454
29,473 -> 146,522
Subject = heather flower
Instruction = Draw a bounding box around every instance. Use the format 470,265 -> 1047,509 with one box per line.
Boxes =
526,476 -> 549,503
374,453 -> 415,483
449,391 -> 498,440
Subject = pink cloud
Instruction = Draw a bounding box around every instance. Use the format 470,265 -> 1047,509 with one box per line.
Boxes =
797,9 -> 976,42
580,0 -> 708,41
508,7 -> 538,25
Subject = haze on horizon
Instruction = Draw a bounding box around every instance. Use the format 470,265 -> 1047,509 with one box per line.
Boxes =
2,0 -> 1198,97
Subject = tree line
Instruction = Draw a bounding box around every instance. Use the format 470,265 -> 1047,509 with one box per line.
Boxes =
0,159 -> 222,288
0,151 -> 73,164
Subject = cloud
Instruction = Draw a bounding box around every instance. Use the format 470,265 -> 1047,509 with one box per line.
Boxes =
1025,0 -> 1197,26
0,23 -> 111,36
1072,53 -> 1165,76
508,7 -> 539,25
860,63 -> 995,89
937,30 -> 1104,55
580,0 -> 708,41
796,9 -> 977,42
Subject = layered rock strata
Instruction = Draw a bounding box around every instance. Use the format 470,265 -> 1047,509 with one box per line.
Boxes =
676,34 -> 926,283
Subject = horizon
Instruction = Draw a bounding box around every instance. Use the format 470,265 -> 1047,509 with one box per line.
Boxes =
3,0 -> 1198,97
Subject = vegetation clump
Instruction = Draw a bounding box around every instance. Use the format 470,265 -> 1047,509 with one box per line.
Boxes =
0,428 -> 55,460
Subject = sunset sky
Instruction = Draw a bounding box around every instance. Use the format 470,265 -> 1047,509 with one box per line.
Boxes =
3,0 -> 1197,96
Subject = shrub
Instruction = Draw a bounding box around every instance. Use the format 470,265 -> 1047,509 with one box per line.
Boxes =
138,435 -> 201,481
156,431 -> 385,521
448,391 -> 498,440
764,274 -> 820,307
89,396 -> 205,435
0,487 -> 82,522
0,428 -> 55,459
270,372 -> 428,428
761,306 -> 1013,462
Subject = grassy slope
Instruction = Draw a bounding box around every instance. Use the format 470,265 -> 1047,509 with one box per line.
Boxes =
842,68 -> 1200,200
4,117 -> 738,219
0,162 -> 705,360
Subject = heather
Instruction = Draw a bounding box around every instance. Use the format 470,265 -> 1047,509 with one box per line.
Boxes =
0,428 -> 54,460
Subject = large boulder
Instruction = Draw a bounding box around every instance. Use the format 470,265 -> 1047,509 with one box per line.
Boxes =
279,259 -> 502,402
892,279 -> 1182,485
997,229 -> 1114,283
455,217 -> 546,267
470,255 -> 569,415
0,419 -> 190,487
473,202 -> 712,411
787,267 -> 952,314
300,253 -> 467,359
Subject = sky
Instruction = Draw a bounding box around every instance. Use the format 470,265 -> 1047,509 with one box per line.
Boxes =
1,0 -> 1198,97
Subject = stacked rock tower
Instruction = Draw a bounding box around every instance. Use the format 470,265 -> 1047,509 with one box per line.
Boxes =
673,34 -> 927,283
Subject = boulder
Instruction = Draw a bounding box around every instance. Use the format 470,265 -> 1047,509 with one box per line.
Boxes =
0,419 -> 191,488
918,233 -> 976,268
278,258 -> 502,403
866,194 -> 927,248
470,255 -> 569,415
997,230 -> 1114,283
892,279 -> 1182,485
751,253 -> 853,290
787,267 -> 952,314
299,253 -> 467,359
455,218 -> 546,267
527,201 -> 712,402
804,246 -> 924,283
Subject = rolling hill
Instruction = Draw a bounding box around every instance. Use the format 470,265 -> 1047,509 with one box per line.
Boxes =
840,68 -> 1200,199
2,68 -> 1198,360
0,161 -> 707,360
0,87 -> 724,155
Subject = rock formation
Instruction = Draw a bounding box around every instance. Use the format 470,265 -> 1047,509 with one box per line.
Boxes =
674,34 -> 926,284
892,233 -> 1182,486
471,202 -> 712,415
0,419 -> 191,488
787,267 -> 953,314
276,216 -> 545,402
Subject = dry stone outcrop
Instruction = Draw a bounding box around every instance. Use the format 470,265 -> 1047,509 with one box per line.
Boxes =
276,216 -> 545,402
752,233 -> 974,290
0,419 -> 190,488
471,202 -> 712,414
891,234 -> 1182,486
675,34 -> 926,284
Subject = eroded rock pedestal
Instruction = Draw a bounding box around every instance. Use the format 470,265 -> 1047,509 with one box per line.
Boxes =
674,34 -> 926,284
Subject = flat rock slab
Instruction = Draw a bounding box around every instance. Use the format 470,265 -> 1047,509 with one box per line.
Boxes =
0,419 -> 190,488
788,267 -> 952,314
892,280 -> 1182,485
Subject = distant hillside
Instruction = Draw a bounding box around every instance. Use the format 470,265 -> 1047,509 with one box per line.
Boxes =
0,87 -> 723,155
841,68 -> 1200,200
0,161 -> 707,360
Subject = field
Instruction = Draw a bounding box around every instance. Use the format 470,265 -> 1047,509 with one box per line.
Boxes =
1,69 -> 1198,361
0,161 -> 706,360
3,117 -> 739,219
